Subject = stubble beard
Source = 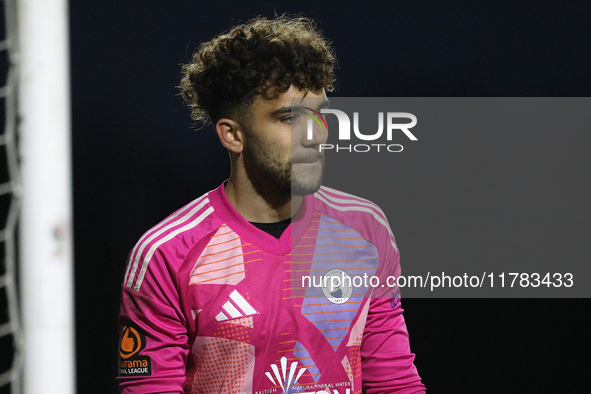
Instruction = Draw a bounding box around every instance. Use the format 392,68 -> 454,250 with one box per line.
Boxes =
242,129 -> 324,200
290,157 -> 325,196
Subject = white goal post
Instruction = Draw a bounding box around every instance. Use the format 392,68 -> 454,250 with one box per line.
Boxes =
17,0 -> 75,393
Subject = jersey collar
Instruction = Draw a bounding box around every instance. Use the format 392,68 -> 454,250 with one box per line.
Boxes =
208,182 -> 314,256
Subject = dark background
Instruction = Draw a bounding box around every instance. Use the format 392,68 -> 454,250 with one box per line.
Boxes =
6,0 -> 591,393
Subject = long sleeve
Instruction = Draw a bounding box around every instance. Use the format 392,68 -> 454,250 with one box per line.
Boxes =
116,192 -> 217,393
118,249 -> 190,393
361,296 -> 425,393
360,215 -> 425,393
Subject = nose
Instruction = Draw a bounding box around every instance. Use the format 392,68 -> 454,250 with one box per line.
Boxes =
302,117 -> 327,147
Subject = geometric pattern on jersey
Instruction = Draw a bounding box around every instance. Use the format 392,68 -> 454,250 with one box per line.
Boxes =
293,341 -> 321,383
189,225 -> 252,286
346,299 -> 369,347
300,214 -> 378,350
186,336 -> 254,394
316,186 -> 399,254
350,345 -> 362,379
341,355 -> 354,394
214,289 -> 258,323
214,320 -> 251,344
227,315 -> 254,328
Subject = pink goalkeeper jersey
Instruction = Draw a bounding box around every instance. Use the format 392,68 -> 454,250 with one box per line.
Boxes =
118,183 -> 425,394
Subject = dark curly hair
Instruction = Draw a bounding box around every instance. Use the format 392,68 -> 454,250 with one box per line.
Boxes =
180,15 -> 336,126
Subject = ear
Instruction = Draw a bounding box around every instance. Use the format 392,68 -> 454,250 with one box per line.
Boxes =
215,118 -> 244,153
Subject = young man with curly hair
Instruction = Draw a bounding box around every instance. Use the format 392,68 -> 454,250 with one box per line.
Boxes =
118,15 -> 425,394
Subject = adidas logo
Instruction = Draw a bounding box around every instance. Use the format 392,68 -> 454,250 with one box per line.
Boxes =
214,290 -> 258,322
265,357 -> 307,393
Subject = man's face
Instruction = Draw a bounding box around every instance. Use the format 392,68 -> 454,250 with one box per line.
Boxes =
241,85 -> 329,197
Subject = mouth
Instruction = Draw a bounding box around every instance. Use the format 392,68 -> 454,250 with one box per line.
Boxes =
292,155 -> 324,164
292,160 -> 320,164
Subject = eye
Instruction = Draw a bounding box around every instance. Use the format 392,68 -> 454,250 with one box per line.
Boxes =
280,114 -> 299,124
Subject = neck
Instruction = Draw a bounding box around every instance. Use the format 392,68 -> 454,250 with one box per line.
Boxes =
224,170 -> 303,223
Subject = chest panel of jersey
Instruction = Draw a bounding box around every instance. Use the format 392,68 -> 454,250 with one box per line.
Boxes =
178,213 -> 379,393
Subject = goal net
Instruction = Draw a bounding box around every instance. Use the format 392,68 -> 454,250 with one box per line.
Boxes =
0,0 -> 23,392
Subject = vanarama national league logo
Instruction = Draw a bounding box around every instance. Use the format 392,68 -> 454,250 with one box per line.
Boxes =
118,320 -> 152,377
305,107 -> 417,153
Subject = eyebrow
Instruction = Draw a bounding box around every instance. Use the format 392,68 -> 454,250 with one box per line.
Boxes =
270,99 -> 331,117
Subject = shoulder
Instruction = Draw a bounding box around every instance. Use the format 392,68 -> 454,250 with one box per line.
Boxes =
123,189 -> 223,292
314,186 -> 388,220
313,186 -> 398,253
